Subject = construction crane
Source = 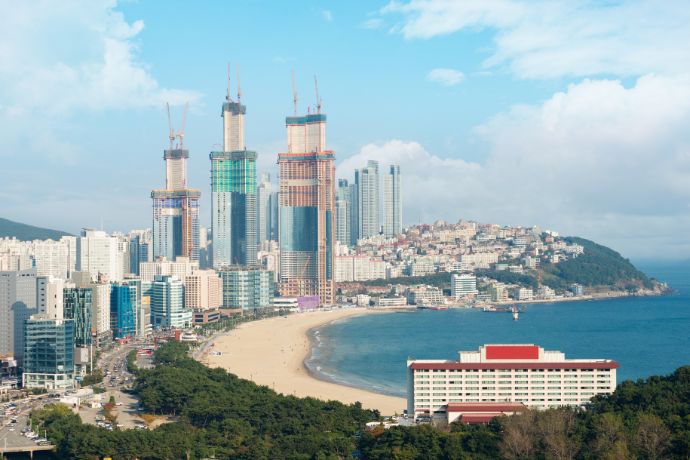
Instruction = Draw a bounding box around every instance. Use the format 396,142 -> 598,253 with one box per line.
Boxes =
176,102 -> 189,149
237,64 -> 242,104
314,75 -> 322,114
292,70 -> 298,115
166,102 -> 175,150
226,62 -> 232,102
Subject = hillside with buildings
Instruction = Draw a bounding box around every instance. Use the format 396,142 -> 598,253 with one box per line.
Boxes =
335,220 -> 667,307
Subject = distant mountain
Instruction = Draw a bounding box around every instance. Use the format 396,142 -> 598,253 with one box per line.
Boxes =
0,217 -> 72,241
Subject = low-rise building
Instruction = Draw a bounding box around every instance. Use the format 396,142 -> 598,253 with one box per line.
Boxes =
22,315 -> 74,389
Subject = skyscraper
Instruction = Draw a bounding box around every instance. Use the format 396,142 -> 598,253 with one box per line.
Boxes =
384,164 -> 402,238
349,177 -> 359,246
151,107 -> 201,262
358,160 -> 380,239
278,105 -> 336,306
211,71 -> 257,267
257,173 -> 275,248
335,179 -> 351,246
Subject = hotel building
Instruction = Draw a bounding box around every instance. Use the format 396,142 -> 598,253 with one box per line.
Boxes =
407,344 -> 618,419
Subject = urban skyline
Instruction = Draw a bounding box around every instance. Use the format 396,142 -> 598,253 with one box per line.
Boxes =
3,2 -> 689,260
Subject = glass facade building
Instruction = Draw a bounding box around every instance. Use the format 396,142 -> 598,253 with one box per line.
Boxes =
63,287 -> 92,347
22,316 -> 74,389
218,267 -> 274,310
211,150 -> 257,267
110,283 -> 137,339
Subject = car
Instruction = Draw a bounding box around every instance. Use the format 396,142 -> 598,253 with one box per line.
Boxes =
9,428 -> 14,431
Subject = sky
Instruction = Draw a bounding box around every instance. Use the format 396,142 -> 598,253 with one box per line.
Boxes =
1,0 -> 689,260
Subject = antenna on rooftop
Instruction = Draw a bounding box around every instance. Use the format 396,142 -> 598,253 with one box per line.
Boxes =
291,71 -> 298,115
314,75 -> 322,114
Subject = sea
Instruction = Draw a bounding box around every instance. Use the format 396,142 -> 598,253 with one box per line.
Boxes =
305,261 -> 690,398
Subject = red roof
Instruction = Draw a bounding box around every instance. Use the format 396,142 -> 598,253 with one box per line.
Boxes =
460,414 -> 501,424
486,345 -> 539,360
447,402 -> 525,412
410,361 -> 619,370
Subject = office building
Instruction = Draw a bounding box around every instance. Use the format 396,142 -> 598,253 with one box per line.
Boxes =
110,283 -> 137,339
22,315 -> 74,389
76,229 -> 123,282
335,179 -> 351,246
0,269 -> 38,362
407,344 -> 619,420
383,164 -> 402,238
451,273 -> 478,299
278,107 -> 336,305
185,269 -> 222,310
151,275 -> 191,329
357,160 -> 380,239
63,287 -> 93,347
218,266 -> 274,310
211,74 -> 257,268
151,110 -> 201,262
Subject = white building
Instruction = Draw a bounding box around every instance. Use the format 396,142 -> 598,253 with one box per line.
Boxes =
451,273 -> 478,299
460,252 -> 499,268
140,257 -> 199,283
76,229 -> 123,282
37,276 -> 64,320
407,344 -> 619,418
335,255 -> 386,282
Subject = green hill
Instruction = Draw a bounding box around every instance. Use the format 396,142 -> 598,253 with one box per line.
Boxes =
541,236 -> 654,291
0,217 -> 72,241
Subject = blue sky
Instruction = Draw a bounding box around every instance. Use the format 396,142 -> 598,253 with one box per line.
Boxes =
2,1 -> 690,259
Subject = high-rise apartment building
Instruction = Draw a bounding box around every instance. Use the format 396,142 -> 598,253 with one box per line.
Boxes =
151,114 -> 201,262
22,315 -> 74,389
335,179 -> 351,246
37,276 -> 64,320
348,179 -> 359,246
139,257 -> 198,283
0,269 -> 38,362
151,275 -> 191,329
76,229 -> 123,282
358,160 -> 380,239
257,173 -> 278,248
185,269 -> 222,310
211,77 -> 257,268
278,109 -> 336,306
383,164 -> 402,238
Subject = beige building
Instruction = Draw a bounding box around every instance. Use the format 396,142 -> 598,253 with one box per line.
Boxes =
185,269 -> 222,310
140,257 -> 199,283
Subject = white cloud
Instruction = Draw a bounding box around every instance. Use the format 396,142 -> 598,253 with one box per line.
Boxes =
426,68 -> 465,86
322,10 -> 333,22
338,75 -> 690,258
0,0 -> 200,116
383,0 -> 690,79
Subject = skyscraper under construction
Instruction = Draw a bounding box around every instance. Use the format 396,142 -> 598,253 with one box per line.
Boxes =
210,68 -> 257,268
151,105 -> 201,261
278,83 -> 335,305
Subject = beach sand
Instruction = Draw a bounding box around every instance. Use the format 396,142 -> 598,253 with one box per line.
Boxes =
201,308 -> 406,415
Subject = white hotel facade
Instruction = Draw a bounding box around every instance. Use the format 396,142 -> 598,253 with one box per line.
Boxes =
407,344 -> 618,419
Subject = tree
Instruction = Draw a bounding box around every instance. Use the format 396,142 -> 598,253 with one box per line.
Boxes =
635,413 -> 671,460
499,411 -> 537,460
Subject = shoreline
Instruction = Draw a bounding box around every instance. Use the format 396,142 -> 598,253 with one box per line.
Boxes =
199,308 -> 407,415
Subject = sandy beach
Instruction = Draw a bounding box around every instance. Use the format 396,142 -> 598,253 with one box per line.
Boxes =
201,308 -> 406,415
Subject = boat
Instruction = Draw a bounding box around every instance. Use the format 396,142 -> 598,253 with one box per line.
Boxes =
511,305 -> 519,321
417,305 -> 449,311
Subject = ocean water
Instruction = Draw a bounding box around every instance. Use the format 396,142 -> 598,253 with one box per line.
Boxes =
305,261 -> 690,397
